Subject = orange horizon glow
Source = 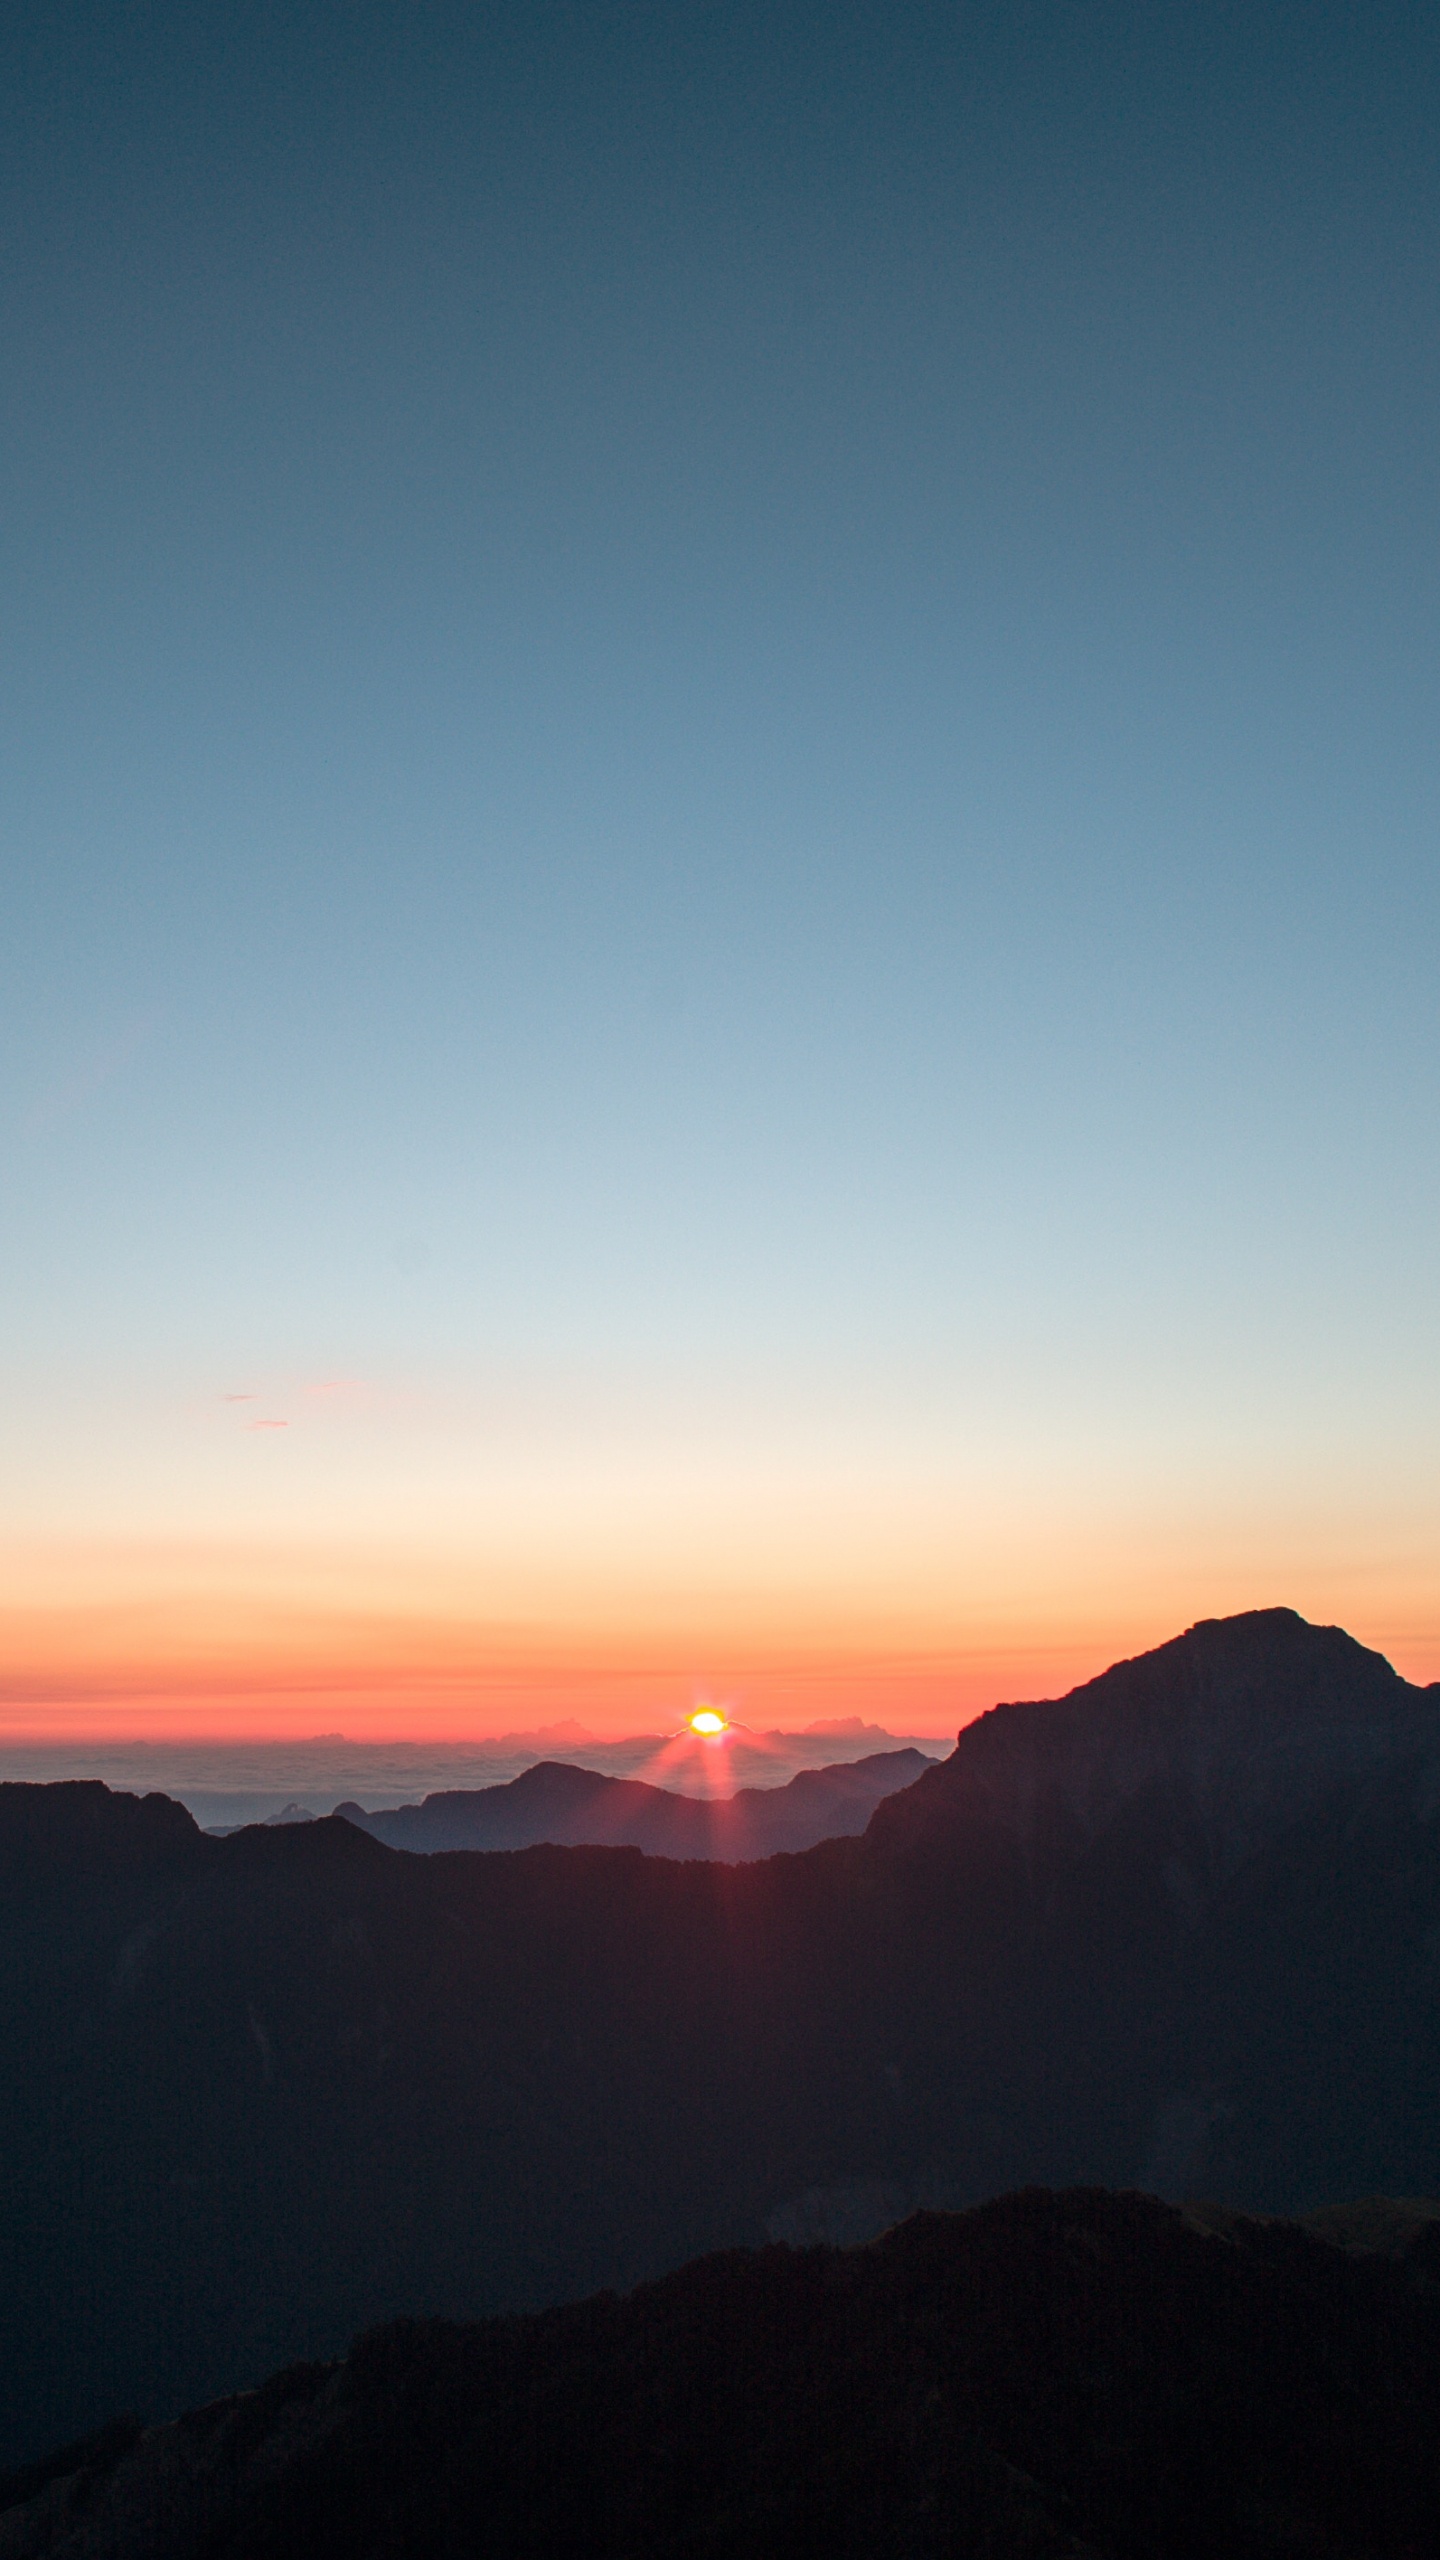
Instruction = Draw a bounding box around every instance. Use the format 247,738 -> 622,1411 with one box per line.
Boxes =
3,1578 -> 1439,1744
6,1348 -> 1440,1747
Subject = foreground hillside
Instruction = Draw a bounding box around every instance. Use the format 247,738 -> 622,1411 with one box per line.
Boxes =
3,1607 -> 1439,2462
5,2189 -> 1440,2558
335,1745 -> 934,1858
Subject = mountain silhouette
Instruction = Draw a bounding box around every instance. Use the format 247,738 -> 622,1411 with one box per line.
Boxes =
2,1607 -> 1439,2467
5,2187 -> 1440,2557
871,1605 -> 1435,1856
333,1747 -> 934,1858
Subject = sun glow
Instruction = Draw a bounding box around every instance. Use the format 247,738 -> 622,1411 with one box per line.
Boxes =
688,1707 -> 728,1737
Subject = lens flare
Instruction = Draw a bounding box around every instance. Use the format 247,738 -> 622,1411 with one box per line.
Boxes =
689,1707 -> 728,1737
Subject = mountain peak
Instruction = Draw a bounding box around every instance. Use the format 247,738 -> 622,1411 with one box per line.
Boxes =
867,1607 -> 1430,1857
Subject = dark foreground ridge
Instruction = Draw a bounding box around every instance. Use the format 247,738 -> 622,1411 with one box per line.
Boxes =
334,1746 -> 934,1858
4,2189 -> 1440,2558
4,1606 -> 1440,2462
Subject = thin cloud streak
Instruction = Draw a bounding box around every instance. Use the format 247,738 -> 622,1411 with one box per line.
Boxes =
19,1013 -> 160,1139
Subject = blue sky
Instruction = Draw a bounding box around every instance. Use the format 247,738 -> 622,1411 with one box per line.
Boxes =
2,1 -> 1437,1729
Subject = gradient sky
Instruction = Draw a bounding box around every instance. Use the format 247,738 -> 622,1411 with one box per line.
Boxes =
2,0 -> 1437,1736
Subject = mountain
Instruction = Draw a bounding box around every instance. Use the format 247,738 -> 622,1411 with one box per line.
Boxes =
3,1607 -> 1440,2467
5,2187 -> 1440,2558
798,1714 -> 894,1738
871,1605 -> 1440,1857
333,1748 -> 934,1859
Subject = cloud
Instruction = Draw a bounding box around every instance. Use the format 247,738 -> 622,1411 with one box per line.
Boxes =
21,1013 -> 160,1138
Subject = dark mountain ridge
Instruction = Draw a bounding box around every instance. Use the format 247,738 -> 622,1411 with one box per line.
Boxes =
334,1746 -> 934,1859
874,1608 -> 1439,1862
3,1608 -> 1439,2466
6,2187 -> 1440,2558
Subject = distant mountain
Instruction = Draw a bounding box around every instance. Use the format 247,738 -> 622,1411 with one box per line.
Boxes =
0,1726 -> 940,1832
798,1714 -> 895,1737
5,2187 -> 1440,2558
334,1748 -> 934,1859
3,1608 -> 1440,2467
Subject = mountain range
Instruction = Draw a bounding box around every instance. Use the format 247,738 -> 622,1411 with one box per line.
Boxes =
2,1607 -> 1438,2469
332,1747 -> 934,1859
5,2187 -> 1440,2557
0,1722 -> 939,1835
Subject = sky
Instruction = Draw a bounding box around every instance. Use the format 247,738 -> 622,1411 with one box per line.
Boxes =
2,0 -> 1437,1739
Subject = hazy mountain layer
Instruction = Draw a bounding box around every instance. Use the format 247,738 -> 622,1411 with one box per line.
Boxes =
5,2188 -> 1440,2558
0,1727 -> 937,1833
2,1608 -> 1439,2463
334,1747 -> 934,1859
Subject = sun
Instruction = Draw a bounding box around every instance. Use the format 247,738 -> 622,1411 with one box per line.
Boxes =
688,1708 -> 728,1738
